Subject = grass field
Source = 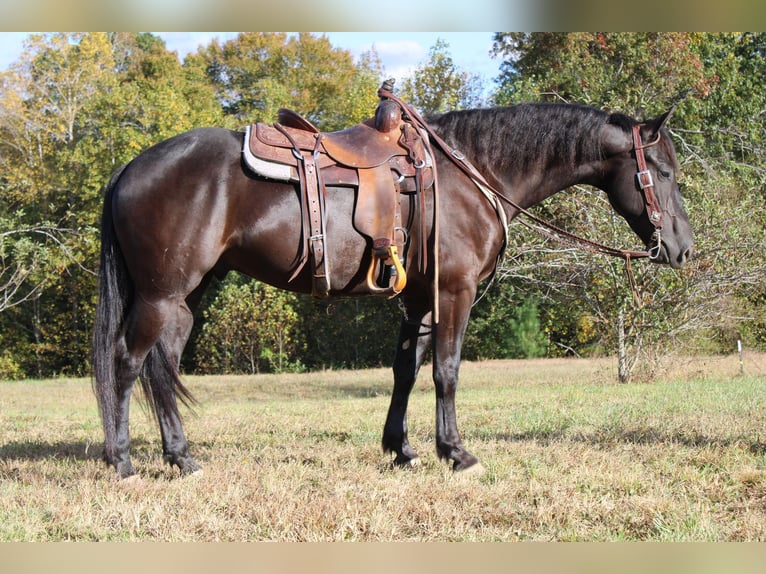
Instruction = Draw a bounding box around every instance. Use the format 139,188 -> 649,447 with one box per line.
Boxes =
2,354 -> 766,541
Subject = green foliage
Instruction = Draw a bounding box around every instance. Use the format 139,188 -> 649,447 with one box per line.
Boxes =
195,32 -> 377,130
1,32 -> 764,378
399,38 -> 485,115
194,277 -> 304,374
0,348 -> 23,379
492,33 -> 711,114
296,296 -> 401,370
0,33 -> 225,377
463,286 -> 547,360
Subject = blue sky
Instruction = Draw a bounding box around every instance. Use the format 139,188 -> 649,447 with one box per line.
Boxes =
0,32 -> 504,88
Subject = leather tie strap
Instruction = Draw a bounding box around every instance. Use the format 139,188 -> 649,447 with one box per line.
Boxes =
276,123 -> 330,294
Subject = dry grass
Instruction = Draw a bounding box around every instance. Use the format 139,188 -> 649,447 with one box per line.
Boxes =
2,354 -> 766,541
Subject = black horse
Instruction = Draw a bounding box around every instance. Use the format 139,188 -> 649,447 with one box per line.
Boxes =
92,101 -> 694,478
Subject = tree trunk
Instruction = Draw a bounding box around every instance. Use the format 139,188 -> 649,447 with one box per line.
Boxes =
617,308 -> 630,384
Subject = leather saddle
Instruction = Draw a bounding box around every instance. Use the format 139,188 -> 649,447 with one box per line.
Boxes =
243,83 -> 434,297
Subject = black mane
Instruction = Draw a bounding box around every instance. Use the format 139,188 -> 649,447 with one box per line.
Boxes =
428,103 -> 638,174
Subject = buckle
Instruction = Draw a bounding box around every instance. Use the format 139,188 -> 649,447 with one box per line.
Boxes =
636,170 -> 654,190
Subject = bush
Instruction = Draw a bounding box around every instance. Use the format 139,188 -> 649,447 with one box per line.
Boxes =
193,278 -> 304,374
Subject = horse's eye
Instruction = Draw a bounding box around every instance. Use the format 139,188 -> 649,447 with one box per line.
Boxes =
658,169 -> 671,179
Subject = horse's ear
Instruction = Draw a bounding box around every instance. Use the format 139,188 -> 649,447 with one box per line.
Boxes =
654,104 -> 676,133
602,104 -> 677,155
646,104 -> 676,136
644,90 -> 688,138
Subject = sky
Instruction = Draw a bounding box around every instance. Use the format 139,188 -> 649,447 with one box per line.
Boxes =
0,32 -> 504,89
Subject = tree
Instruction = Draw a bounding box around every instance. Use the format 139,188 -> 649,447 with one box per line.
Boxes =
193,32 -> 380,129
399,38 -> 485,115
492,33 -> 712,112
338,48 -> 387,126
0,33 -> 116,376
296,296 -> 402,370
0,33 -> 226,377
462,288 -> 548,361
490,33 -> 766,380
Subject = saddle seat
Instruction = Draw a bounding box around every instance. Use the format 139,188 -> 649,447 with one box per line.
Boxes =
252,107 -> 431,180
277,97 -> 412,168
243,86 -> 434,298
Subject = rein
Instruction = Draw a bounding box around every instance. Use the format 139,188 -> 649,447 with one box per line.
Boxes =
379,87 -> 663,306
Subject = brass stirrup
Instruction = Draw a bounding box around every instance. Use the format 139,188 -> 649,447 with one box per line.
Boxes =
366,245 -> 407,296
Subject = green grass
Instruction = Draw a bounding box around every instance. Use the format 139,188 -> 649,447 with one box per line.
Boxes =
1,355 -> 766,540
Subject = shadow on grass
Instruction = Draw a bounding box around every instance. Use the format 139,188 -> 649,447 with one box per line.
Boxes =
0,438 -> 152,463
493,427 -> 766,453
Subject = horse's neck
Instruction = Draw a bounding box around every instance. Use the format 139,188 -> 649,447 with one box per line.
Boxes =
470,143 -> 604,217
431,106 -> 608,218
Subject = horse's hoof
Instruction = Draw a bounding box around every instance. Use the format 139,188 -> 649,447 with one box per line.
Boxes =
392,455 -> 420,469
165,453 -> 201,476
114,461 -> 136,480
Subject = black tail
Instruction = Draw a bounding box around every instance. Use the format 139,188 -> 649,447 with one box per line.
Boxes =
92,166 -> 196,466
92,164 -> 131,463
139,339 -> 197,425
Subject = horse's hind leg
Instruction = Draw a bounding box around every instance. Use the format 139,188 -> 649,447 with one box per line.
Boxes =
108,296 -> 175,478
110,295 -> 196,478
110,335 -> 140,478
149,299 -> 200,475
382,303 -> 432,467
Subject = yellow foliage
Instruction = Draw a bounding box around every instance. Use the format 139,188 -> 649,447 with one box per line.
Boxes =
576,314 -> 597,344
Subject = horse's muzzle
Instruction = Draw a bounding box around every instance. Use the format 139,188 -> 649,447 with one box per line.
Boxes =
650,236 -> 693,269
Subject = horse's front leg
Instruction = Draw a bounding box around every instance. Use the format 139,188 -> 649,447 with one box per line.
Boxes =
432,285 -> 482,472
382,302 -> 432,467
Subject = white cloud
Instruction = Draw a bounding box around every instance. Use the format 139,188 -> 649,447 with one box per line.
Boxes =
368,40 -> 427,81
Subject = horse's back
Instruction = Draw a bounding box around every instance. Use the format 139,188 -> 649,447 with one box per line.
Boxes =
122,127 -> 240,181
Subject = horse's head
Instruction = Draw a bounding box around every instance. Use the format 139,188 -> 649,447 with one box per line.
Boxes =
600,108 -> 694,268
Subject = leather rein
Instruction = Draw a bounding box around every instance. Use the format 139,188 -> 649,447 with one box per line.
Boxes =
379,87 -> 664,267
506,124 -> 665,263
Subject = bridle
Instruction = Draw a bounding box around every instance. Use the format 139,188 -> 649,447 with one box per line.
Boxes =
377,86 -> 668,306
631,124 -> 664,261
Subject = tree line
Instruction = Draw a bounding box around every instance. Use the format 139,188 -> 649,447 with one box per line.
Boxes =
0,32 -> 763,381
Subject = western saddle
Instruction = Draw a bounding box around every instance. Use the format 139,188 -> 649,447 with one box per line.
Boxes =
243,80 -> 434,297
